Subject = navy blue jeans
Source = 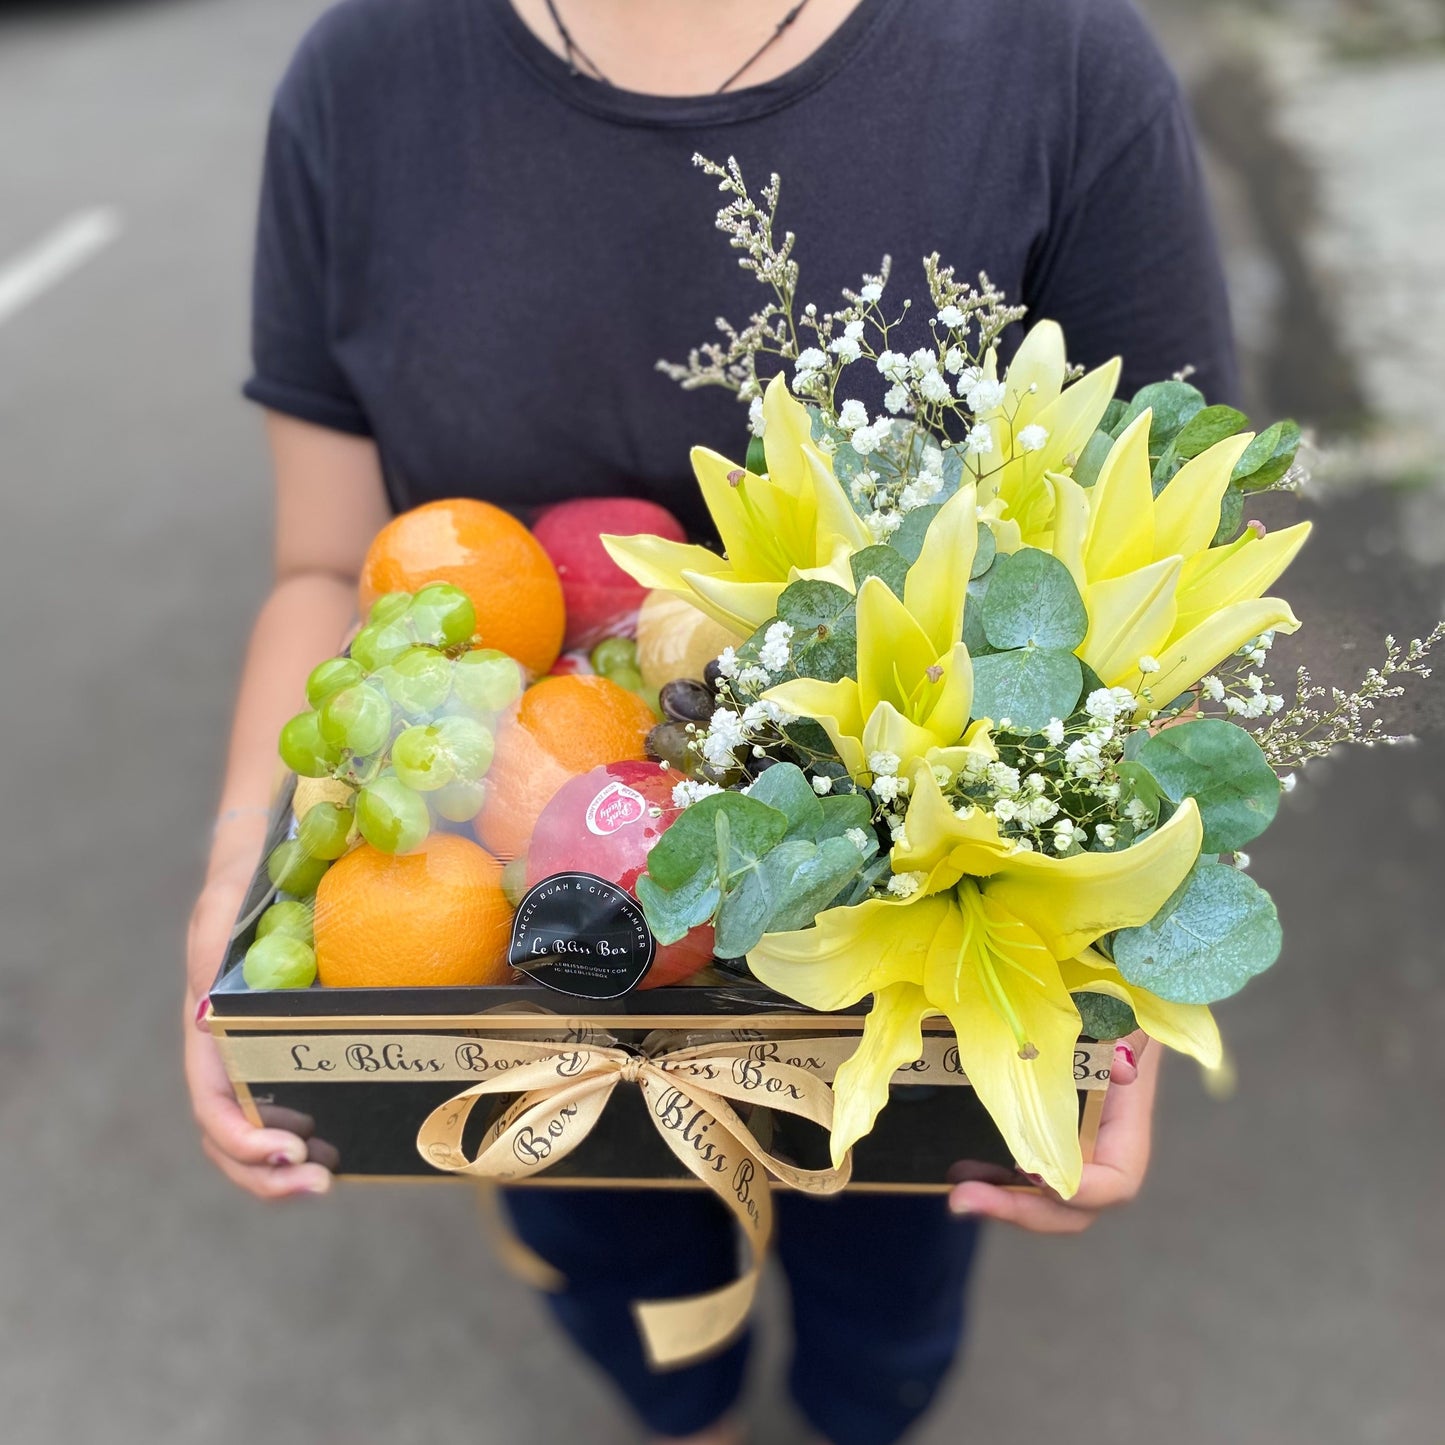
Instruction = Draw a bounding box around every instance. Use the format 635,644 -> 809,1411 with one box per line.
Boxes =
503,1187 -> 981,1444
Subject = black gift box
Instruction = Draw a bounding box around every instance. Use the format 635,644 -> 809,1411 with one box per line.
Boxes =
209,797 -> 1112,1189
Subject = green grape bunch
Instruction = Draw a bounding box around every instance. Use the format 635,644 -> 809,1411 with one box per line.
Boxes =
252,584 -> 527,986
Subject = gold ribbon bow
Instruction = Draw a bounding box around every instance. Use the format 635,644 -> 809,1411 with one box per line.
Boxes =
416,1036 -> 851,1368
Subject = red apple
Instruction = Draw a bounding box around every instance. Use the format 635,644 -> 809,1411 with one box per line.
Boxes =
526,760 -> 715,989
532,497 -> 688,651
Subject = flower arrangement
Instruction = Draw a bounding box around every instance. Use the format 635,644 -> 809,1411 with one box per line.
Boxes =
604,155 -> 1442,1198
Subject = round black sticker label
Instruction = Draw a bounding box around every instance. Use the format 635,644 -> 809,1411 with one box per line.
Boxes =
508,872 -> 656,999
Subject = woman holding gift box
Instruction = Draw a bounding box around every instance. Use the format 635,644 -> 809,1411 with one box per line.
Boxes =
185,1 -> 1235,1441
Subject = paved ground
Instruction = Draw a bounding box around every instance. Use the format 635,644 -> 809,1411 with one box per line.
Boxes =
1,2 -> 1442,1442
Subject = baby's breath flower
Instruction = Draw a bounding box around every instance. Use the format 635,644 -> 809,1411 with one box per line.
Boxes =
1017,424 -> 1049,452
943,347 -> 966,375
868,751 -> 901,778
919,369 -> 952,404
811,774 -> 833,795
1094,822 -> 1118,848
935,305 -> 966,329
758,621 -> 794,673
886,871 -> 925,899
965,378 -> 1007,413
1139,654 -> 1162,674
1043,717 -> 1066,746
1201,674 -> 1225,702
748,397 -> 765,437
964,424 -> 995,456
872,775 -> 904,803
845,826 -> 872,852
716,647 -> 740,679
858,282 -> 882,303
795,347 -> 826,372
672,779 -> 724,808
836,398 -> 869,431
876,350 -> 910,385
883,384 -> 910,415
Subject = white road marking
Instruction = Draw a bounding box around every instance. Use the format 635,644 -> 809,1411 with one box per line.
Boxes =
0,208 -> 122,328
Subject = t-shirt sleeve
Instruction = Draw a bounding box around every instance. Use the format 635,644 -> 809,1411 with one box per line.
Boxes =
1024,38 -> 1240,407
242,63 -> 371,436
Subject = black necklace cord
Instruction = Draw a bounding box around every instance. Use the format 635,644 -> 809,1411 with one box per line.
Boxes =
543,0 -> 816,95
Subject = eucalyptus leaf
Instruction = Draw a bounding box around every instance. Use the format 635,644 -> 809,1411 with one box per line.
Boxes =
981,548 -> 1088,651
745,433 -> 768,477
816,791 -> 875,846
839,853 -> 893,907
971,646 -> 1083,733
1137,718 -> 1281,853
1233,419 -> 1301,493
1119,380 -> 1206,453
713,836 -> 867,955
762,836 -> 871,934
1072,992 -> 1138,1042
645,792 -> 790,890
635,870 -> 721,947
1071,428 -> 1116,489
963,573 -> 993,656
971,522 -> 997,579
1112,862 -> 1282,1004
714,868 -> 772,959
1213,487 -> 1246,546
745,762 -> 824,839
850,545 -> 909,599
891,504 -> 941,565
1115,760 -> 1161,820
1174,404 -> 1249,459
777,580 -> 858,683
1100,398 -> 1132,438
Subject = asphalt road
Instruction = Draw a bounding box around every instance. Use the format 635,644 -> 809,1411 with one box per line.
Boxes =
1,2 -> 1442,1443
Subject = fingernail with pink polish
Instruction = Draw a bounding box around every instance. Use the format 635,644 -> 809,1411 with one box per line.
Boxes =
267,1152 -> 295,1168
194,997 -> 210,1028
1114,1041 -> 1136,1069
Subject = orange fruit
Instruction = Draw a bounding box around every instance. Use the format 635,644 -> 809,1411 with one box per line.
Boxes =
359,498 -> 566,675
475,674 -> 657,861
313,833 -> 514,988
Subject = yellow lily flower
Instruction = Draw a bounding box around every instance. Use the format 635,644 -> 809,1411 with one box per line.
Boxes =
760,486 -> 989,780
1049,410 -> 1312,702
748,765 -> 1203,1196
601,374 -> 872,637
966,321 -> 1123,550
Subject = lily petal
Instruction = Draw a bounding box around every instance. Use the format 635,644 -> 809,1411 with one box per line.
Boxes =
1152,433 -> 1256,560
760,373 -> 818,502
1080,556 -> 1182,685
983,798 -> 1203,958
748,892 -> 952,1011
600,533 -> 730,596
1084,412 -> 1156,581
860,701 -> 945,781
1000,320 -> 1067,426
1146,596 -> 1302,705
892,764 -> 1016,881
915,642 -> 975,745
691,447 -> 789,582
1048,471 -> 1091,594
905,484 -> 977,657
924,886 -> 1086,1196
1060,950 -> 1223,1069
1175,521 -> 1313,631
857,577 -> 940,720
829,981 -> 932,1166
681,569 -> 785,637
806,446 -> 874,556
762,676 -> 867,779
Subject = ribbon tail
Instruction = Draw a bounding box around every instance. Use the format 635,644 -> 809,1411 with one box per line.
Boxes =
634,1071 -> 775,1371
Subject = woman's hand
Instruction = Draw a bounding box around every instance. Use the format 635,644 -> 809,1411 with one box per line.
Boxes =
184,819 -> 332,1199
948,1032 -> 1157,1232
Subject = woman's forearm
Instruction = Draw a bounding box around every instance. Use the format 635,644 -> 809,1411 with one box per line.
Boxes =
206,571 -> 359,880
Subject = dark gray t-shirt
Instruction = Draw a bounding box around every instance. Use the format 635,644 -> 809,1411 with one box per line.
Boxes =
244,0 -> 1238,533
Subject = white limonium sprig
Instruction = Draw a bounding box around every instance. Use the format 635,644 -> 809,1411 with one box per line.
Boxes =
660,156 -> 1062,540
